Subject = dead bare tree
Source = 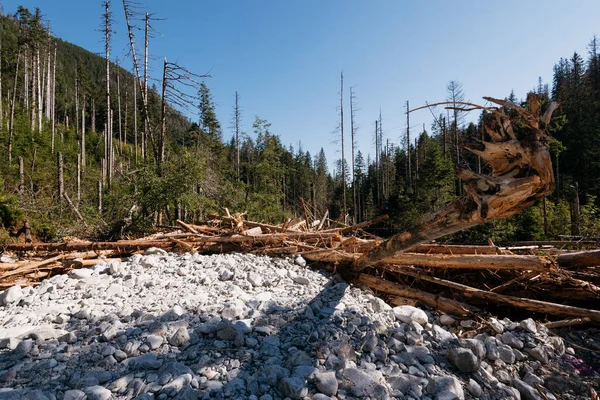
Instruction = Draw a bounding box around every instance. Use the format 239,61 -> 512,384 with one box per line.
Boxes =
102,0 -> 114,189
158,58 -> 209,168
350,86 -> 358,223
353,93 -> 558,271
339,72 -> 346,214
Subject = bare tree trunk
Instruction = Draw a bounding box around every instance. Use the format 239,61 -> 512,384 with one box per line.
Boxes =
57,152 -> 64,202
24,48 -> 29,111
0,33 -> 3,129
235,91 -> 240,179
108,110 -> 113,189
143,12 -> 149,162
81,95 -> 85,171
45,32 -> 51,119
134,78 -> 138,165
36,49 -> 42,132
91,98 -> 95,133
8,53 -> 20,164
406,100 -> 411,188
77,153 -> 81,203
51,45 -> 56,152
160,58 -> 167,168
30,50 -> 36,131
18,156 -> 24,193
339,72 -> 346,214
75,70 -> 79,138
98,180 -> 102,212
117,61 -> 122,152
104,1 -> 112,188
350,87 -> 357,223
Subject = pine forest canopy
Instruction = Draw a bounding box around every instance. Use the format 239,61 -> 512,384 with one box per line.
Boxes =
0,4 -> 599,245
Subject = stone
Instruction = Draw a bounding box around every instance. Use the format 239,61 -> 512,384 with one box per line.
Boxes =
526,346 -> 548,364
295,256 -> 307,267
278,377 -> 308,399
488,318 -> 504,334
247,273 -> 263,287
106,284 -> 124,297
146,335 -> 164,350
512,379 -> 543,400
1,286 -> 23,305
440,315 -> 456,326
219,269 -> 234,281
83,386 -> 112,400
393,305 -> 428,325
293,276 -> 310,285
216,321 -> 238,341
168,327 -> 190,347
63,390 -> 86,400
500,332 -> 524,349
315,371 -> 338,396
162,374 -> 192,396
448,347 -> 480,373
59,332 -> 77,344
0,337 -> 21,350
498,344 -> 516,364
520,318 -> 537,334
467,378 -> 482,398
145,247 -> 168,255
433,325 -> 454,343
426,376 -> 465,400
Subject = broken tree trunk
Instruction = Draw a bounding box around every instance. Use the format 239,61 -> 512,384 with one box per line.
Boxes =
353,94 -> 558,271
557,250 -> 600,269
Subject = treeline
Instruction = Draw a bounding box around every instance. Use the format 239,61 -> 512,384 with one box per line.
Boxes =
0,4 -> 598,244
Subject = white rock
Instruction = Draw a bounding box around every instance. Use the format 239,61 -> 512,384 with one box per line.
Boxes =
247,273 -> 263,287
295,256 -> 307,267
70,269 -> 93,280
1,285 -> 23,305
219,269 -> 235,281
393,305 -> 428,325
144,247 -> 168,256
106,284 -> 124,297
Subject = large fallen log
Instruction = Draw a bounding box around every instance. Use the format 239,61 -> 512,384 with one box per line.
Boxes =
557,250 -> 600,269
353,94 -> 558,271
354,273 -> 479,317
303,249 -> 552,271
388,266 -> 600,321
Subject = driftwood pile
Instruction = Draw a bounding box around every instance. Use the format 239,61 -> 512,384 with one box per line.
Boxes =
2,213 -> 599,325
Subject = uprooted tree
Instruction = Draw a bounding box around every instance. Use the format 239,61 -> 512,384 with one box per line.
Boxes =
353,93 -> 559,271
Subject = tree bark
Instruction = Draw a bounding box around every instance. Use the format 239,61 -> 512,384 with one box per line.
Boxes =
57,152 -> 64,202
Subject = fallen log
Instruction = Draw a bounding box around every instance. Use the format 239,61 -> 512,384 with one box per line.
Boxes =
212,216 -> 302,233
302,249 -> 552,271
3,240 -> 179,252
0,254 -> 65,280
354,273 -> 479,317
412,244 -> 504,255
510,241 -> 598,248
321,214 -> 389,234
557,250 -> 600,269
389,266 -> 600,321
176,219 -> 198,234
353,94 -> 558,271
544,317 -> 591,329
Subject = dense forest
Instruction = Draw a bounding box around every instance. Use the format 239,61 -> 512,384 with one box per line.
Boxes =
0,4 -> 599,244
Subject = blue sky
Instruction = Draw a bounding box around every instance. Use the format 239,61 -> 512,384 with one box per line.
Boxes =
3,1 -> 600,171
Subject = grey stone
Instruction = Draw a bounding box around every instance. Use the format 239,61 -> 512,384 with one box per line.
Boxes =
1,286 -> 23,305
107,374 -> 133,391
520,318 -> 537,334
133,353 -> 163,370
144,247 -> 168,256
293,276 -> 310,285
278,377 -> 308,399
168,327 -> 190,347
393,306 -> 428,325
0,337 -> 20,350
83,386 -> 112,400
247,273 -> 263,287
146,335 -> 164,350
512,379 -> 543,400
58,332 -> 77,344
448,347 -> 480,373
467,378 -> 482,398
500,332 -> 524,349
216,320 -> 238,341
63,390 -> 86,400
498,344 -> 516,364
488,318 -> 504,334
315,371 -> 338,396
440,315 -> 456,326
161,374 -> 192,396
526,346 -> 548,364
426,376 -> 465,400
432,325 -> 454,343
218,269 -> 234,281
261,365 -> 290,386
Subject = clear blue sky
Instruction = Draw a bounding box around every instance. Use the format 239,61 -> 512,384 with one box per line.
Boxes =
3,0 -> 599,171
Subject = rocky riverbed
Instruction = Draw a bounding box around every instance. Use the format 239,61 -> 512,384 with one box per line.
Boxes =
0,249 -> 597,399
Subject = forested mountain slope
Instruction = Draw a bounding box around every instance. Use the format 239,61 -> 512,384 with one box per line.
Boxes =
0,5 -> 599,244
